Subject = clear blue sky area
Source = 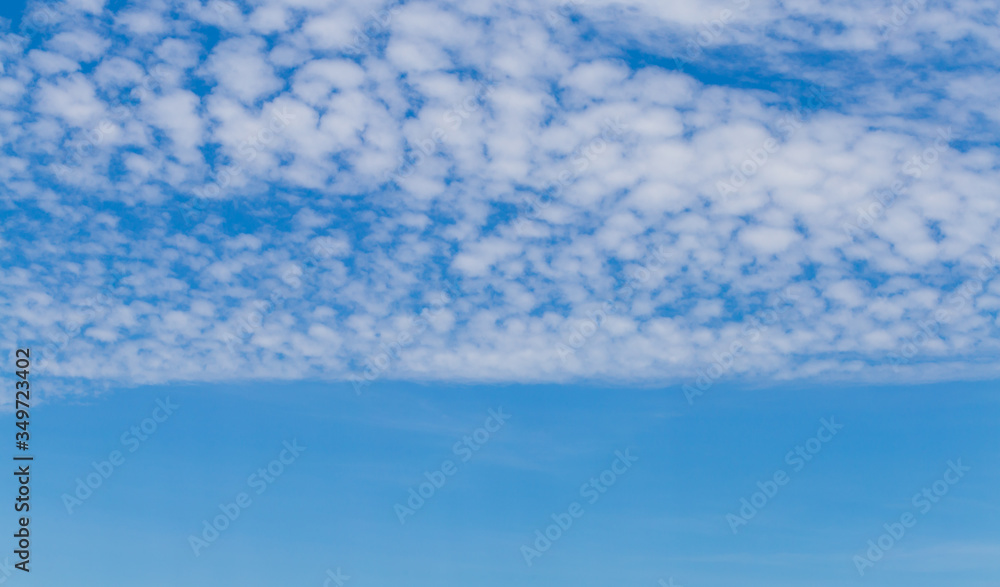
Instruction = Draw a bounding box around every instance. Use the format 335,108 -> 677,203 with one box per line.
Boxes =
18,379 -> 999,587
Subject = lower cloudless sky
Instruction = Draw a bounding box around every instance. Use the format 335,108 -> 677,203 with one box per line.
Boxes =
13,378 -> 999,587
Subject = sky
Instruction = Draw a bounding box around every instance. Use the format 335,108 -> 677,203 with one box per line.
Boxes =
0,0 -> 999,585
14,380 -> 1000,586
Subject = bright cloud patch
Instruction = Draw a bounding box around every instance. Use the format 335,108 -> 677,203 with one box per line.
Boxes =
1,0 -> 999,394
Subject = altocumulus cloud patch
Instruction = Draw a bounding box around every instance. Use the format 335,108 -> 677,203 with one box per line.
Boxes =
1,0 -> 999,396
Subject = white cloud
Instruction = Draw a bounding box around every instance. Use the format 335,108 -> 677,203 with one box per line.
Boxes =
47,30 -> 111,61
0,0 -> 998,397
204,37 -> 284,104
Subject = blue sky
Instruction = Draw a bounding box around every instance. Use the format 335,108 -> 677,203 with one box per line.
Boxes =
14,380 -> 1000,586
1,0 -> 999,584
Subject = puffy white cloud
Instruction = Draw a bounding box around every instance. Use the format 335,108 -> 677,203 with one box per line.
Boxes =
204,37 -> 284,104
46,29 -> 111,61
0,0 -> 998,399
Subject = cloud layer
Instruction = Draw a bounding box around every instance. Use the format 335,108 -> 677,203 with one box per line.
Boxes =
2,0 -> 999,392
